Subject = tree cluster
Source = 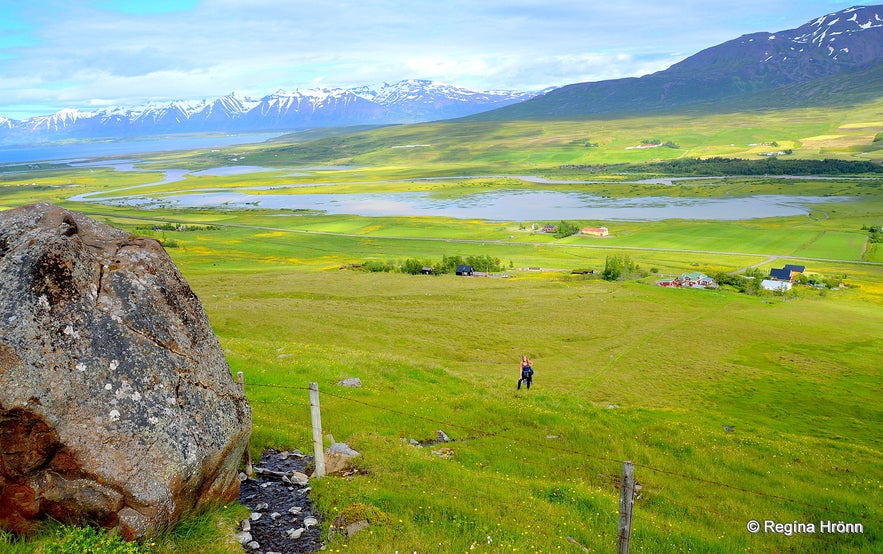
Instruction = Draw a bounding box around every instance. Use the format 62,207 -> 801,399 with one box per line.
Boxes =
862,224 -> 883,243
360,254 -> 504,275
601,254 -> 642,281
560,157 -> 883,176
552,221 -> 580,239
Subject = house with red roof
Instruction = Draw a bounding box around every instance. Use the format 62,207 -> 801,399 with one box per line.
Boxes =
656,272 -> 716,288
581,226 -> 609,237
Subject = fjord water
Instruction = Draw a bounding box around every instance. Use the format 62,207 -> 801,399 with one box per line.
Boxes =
0,132 -> 281,163
7,133 -> 855,222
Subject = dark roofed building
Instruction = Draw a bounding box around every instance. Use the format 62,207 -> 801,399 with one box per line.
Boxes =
770,264 -> 807,282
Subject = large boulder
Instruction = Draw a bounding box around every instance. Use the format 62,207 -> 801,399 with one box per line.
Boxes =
0,204 -> 251,539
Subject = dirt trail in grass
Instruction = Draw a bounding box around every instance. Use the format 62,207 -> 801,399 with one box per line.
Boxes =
732,255 -> 783,273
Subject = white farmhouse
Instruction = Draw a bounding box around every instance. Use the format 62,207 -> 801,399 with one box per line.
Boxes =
761,279 -> 792,292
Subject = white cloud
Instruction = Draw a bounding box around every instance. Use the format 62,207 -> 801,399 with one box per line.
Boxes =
0,0 -> 865,117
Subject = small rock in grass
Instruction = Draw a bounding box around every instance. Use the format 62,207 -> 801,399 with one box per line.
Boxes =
346,520 -> 370,537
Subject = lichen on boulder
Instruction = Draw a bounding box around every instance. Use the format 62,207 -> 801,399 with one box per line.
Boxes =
0,203 -> 251,539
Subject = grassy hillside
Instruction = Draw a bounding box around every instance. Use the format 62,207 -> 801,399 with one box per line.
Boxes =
189,267 -> 881,554
1,98 -> 882,553
466,62 -> 883,122
140,96 -> 883,170
3,202 -> 867,554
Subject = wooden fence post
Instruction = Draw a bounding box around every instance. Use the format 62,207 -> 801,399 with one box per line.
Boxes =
617,461 -> 635,554
236,372 -> 253,478
309,382 -> 326,478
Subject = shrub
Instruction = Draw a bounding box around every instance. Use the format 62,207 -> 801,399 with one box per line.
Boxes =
160,237 -> 181,249
362,260 -> 396,272
465,254 -> 503,273
712,270 -> 765,295
435,254 -> 465,274
333,503 -> 392,528
601,254 -> 641,281
400,258 -> 433,275
553,221 -> 580,239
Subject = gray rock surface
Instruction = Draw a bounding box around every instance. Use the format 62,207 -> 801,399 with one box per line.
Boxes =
0,203 -> 251,539
323,443 -> 360,475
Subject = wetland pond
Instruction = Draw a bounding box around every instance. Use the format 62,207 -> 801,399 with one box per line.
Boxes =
66,161 -> 857,221
95,188 -> 850,221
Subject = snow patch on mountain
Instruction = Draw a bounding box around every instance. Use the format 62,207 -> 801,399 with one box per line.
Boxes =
0,80 -> 542,143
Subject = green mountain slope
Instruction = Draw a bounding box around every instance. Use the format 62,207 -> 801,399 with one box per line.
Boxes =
467,5 -> 883,121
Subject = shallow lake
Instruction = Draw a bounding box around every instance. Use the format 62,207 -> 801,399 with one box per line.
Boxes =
105,189 -> 850,221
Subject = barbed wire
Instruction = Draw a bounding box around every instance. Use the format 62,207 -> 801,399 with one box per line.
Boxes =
243,381 -> 883,524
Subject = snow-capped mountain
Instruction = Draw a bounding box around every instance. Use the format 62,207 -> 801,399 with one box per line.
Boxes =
477,5 -> 883,121
24,108 -> 92,132
786,5 -> 883,63
358,79 -> 536,120
0,81 -> 541,144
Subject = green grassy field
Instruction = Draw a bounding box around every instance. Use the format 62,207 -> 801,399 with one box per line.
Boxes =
188,269 -> 881,554
1,101 -> 882,553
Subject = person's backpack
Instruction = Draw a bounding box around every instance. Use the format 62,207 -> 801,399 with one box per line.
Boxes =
523,365 -> 534,378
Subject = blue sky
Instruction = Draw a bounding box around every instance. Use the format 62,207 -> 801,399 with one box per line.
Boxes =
0,0 -> 866,118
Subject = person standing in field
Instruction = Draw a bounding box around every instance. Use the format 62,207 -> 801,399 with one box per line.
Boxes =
517,355 -> 534,390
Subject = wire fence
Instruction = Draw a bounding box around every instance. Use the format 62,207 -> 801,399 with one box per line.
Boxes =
239,378 -> 880,551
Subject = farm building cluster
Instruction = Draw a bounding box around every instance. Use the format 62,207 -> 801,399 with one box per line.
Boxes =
539,225 -> 609,236
656,264 -> 808,291
656,272 -> 717,288
760,264 -> 805,292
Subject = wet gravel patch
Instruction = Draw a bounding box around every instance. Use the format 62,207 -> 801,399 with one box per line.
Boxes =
237,449 -> 324,554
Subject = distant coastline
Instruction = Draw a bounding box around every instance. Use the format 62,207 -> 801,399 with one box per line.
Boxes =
0,132 -> 282,164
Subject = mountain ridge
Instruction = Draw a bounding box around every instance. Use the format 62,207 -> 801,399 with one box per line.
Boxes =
468,4 -> 883,121
0,80 -> 540,144
3,5 -> 882,144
